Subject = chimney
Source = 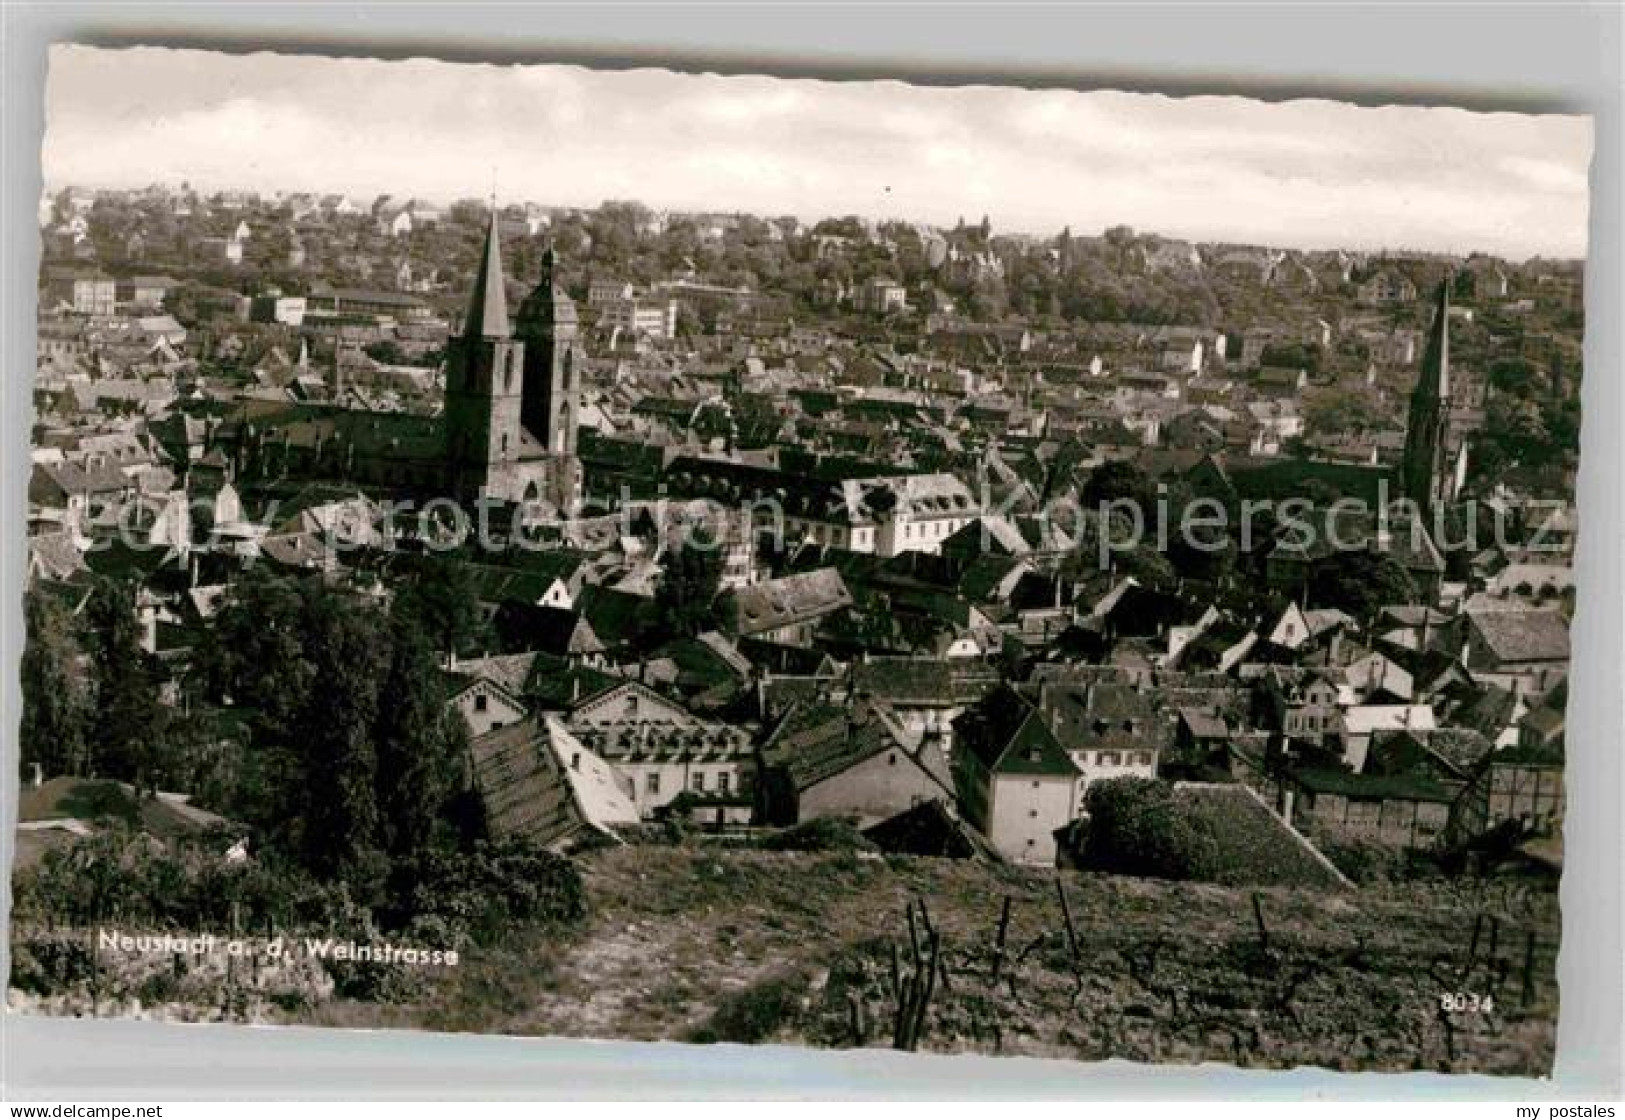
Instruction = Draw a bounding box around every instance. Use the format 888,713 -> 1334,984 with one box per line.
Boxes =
571,676 -> 582,704
31,762 -> 43,788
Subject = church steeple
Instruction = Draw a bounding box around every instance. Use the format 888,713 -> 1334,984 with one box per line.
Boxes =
463,207 -> 511,339
1418,277 -> 1450,403
515,241 -> 582,510
444,204 -> 525,503
1400,278 -> 1455,513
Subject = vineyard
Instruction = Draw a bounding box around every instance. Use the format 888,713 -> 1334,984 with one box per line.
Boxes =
314,845 -> 1559,1076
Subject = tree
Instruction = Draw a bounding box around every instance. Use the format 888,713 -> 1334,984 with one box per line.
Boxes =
19,590 -> 91,779
392,556 -> 488,659
198,570 -> 312,729
364,340 -> 407,366
1308,550 -> 1418,618
292,584 -> 390,881
1082,777 -> 1218,881
84,580 -> 169,789
1081,460 -> 1156,511
373,615 -> 466,864
654,537 -> 725,641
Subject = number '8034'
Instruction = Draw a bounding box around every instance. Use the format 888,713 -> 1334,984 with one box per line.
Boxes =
1439,992 -> 1494,1012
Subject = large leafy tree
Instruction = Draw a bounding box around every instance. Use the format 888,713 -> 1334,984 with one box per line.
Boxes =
1083,777 -> 1218,882
1081,460 -> 1157,512
83,580 -> 170,789
373,613 -> 466,864
292,583 -> 390,882
1308,550 -> 1419,619
654,537 -> 725,641
392,555 -> 488,659
19,590 -> 91,779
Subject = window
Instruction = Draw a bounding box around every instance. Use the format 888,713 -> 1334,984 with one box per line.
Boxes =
888,753 -> 898,766
1029,809 -> 1039,818
691,771 -> 706,792
570,753 -> 580,771
647,772 -> 661,794
717,772 -> 730,793
1031,780 -> 1041,789
473,694 -> 488,712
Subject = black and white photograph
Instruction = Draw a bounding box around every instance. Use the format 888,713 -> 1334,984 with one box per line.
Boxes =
10,40 -> 1594,1080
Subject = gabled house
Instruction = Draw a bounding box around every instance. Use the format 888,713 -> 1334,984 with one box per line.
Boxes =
444,671 -> 529,738
758,700 -> 955,827
1281,765 -> 1457,848
953,686 -> 1083,865
849,656 -> 965,756
1032,680 -> 1162,796
565,679 -> 754,817
722,568 -> 853,648
468,716 -> 640,851
1448,740 -> 1564,843
1461,608 -> 1569,698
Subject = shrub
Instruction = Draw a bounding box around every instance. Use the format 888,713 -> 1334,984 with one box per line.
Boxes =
388,838 -> 588,944
757,817 -> 878,854
1311,831 -> 1425,884
7,936 -> 95,995
1081,777 -> 1220,881
689,969 -> 809,1044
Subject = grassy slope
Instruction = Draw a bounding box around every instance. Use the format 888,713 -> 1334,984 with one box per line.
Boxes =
313,846 -> 1559,1076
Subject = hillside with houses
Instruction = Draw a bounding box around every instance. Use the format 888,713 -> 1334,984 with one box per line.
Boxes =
14,181 -> 1578,1074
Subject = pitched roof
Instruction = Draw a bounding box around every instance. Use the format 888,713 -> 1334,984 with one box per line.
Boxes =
1467,608 -> 1569,664
1291,766 -> 1457,804
450,651 -> 539,697
727,568 -> 853,636
851,657 -> 957,707
469,716 -> 637,848
765,702 -> 949,794
957,686 -> 1080,778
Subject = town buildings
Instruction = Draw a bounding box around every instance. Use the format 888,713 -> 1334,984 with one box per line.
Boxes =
25,181 -> 1578,877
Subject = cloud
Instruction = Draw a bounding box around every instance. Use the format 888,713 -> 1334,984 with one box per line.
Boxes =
41,45 -> 1594,259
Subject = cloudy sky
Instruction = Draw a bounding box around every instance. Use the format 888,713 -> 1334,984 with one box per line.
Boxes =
44,44 -> 1593,260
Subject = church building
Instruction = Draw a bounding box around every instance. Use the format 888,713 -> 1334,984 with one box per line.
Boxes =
444,208 -> 583,511
206,208 -> 584,516
1400,279 -> 1469,516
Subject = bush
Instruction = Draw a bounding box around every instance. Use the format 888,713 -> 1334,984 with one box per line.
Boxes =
757,817 -> 878,854
1311,832 -> 1425,884
689,969 -> 809,1044
7,936 -> 95,995
1081,777 -> 1219,882
387,838 -> 587,945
